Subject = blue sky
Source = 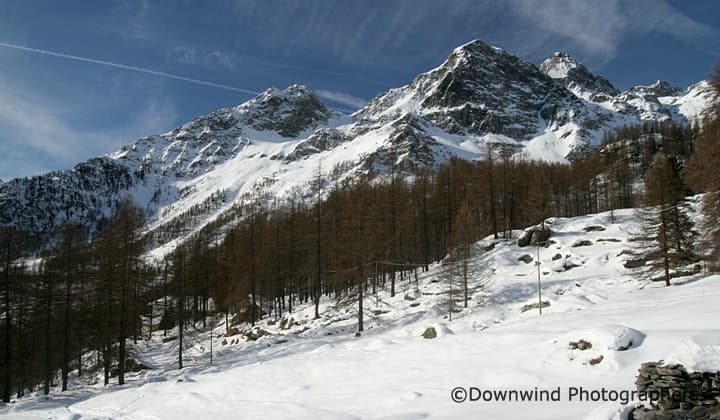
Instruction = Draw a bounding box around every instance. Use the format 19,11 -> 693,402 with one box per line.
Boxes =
1,0 -> 718,180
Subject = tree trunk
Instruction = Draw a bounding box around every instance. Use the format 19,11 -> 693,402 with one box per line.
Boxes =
357,263 -> 364,333
463,259 -> 468,309
487,150 -> 499,239
178,254 -> 185,370
44,267 -> 52,395
3,244 -> 12,403
250,211 -> 256,327
62,268 -> 72,391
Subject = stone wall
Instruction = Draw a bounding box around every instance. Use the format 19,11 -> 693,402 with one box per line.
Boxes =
631,362 -> 720,419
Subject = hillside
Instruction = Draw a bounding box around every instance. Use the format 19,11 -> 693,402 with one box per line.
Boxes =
2,206 -> 719,419
0,40 -> 715,254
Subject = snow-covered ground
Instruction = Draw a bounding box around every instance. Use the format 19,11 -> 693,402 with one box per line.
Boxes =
2,208 -> 719,419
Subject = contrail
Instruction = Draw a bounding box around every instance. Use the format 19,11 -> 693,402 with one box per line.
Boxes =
0,40 -> 260,95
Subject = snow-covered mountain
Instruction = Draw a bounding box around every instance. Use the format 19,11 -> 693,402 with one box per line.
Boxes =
0,40 -> 715,252
540,51 -> 620,99
539,51 -> 713,124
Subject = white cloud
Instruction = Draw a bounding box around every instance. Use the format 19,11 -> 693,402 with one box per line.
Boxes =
224,0 -> 717,70
106,0 -> 718,78
105,0 -> 155,45
208,51 -> 235,69
508,0 -> 720,62
0,41 -> 257,94
166,46 -> 198,65
0,77 -> 178,180
166,46 -> 237,70
624,1 -> 720,53
509,0 -> 623,60
314,89 -> 367,109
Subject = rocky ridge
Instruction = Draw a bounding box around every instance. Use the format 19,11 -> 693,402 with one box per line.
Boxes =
0,40 -> 715,252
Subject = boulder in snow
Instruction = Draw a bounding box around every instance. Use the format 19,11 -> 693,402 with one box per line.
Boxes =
521,300 -> 550,313
568,325 -> 645,352
588,355 -> 604,365
422,327 -> 437,339
279,315 -> 299,330
562,258 -> 583,271
419,323 -> 454,339
623,257 -> 647,269
518,254 -> 534,264
517,225 -> 552,247
569,339 -> 592,350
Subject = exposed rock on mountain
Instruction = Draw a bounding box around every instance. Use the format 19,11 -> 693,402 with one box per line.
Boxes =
540,51 -> 619,100
234,84 -> 333,137
362,40 -> 585,141
0,39 -> 714,253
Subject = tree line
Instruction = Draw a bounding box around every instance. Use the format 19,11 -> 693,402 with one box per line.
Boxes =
0,65 -> 718,402
1,198 -> 150,401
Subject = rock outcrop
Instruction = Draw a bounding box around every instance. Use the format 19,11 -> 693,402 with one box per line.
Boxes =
631,362 -> 720,419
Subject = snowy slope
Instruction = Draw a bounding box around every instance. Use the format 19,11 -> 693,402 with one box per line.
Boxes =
2,208 -> 719,419
540,53 -> 715,125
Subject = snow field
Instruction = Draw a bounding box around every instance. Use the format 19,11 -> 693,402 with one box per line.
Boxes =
2,208 -> 719,419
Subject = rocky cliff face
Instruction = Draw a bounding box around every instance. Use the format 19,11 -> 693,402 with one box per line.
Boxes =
540,52 -> 714,124
0,158 -> 133,243
234,84 -> 334,137
0,40 -> 714,253
540,52 -> 619,100
0,86 -> 328,243
361,41 -> 588,140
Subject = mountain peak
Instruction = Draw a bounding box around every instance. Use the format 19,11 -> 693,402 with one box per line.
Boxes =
235,85 -> 331,137
630,80 -> 681,97
540,52 -> 618,97
444,39 -> 514,70
255,84 -> 315,101
360,39 -> 580,141
452,39 -> 506,55
540,52 -> 579,79
2,38 -> 713,256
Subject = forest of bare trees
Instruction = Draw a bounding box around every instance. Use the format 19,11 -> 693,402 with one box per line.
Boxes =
0,199 -> 150,401
0,67 -> 718,401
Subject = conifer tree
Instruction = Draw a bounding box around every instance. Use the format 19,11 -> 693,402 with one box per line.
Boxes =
635,153 -> 696,285
1,226 -> 23,402
47,223 -> 87,391
685,63 -> 720,269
